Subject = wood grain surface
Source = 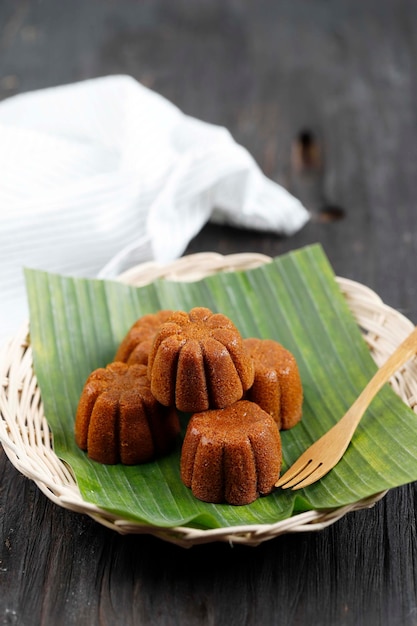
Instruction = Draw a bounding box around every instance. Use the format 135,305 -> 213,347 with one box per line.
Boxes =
2,1 -> 417,624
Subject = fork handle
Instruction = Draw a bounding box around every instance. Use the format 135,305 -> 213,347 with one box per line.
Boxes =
340,325 -> 417,439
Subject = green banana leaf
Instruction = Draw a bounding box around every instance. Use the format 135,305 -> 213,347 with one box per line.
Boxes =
24,244 -> 417,530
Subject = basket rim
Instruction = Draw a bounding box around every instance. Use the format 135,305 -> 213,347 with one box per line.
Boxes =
0,252 -> 415,547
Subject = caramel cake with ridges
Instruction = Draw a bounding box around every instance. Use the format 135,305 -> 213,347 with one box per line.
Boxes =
75,362 -> 180,464
180,400 -> 282,505
244,338 -> 303,430
114,310 -> 174,365
148,307 -> 255,413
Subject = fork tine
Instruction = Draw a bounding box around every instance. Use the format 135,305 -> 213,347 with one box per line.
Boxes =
275,445 -> 317,487
288,465 -> 327,490
275,439 -> 346,489
275,421 -> 352,489
276,461 -> 327,490
275,458 -> 317,489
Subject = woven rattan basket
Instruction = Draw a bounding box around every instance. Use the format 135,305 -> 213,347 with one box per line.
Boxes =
1,252 -> 417,547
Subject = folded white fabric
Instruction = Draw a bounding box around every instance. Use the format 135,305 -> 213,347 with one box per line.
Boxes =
0,75 -> 309,345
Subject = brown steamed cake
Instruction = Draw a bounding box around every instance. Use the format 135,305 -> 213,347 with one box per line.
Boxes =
148,307 -> 255,412
114,310 -> 174,365
243,338 -> 303,430
75,361 -> 180,464
75,306 -> 302,511
180,400 -> 282,505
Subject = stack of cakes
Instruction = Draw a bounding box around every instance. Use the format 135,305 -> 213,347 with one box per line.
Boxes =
75,307 -> 303,505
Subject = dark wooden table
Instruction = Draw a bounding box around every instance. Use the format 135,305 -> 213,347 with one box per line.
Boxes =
2,1 -> 417,624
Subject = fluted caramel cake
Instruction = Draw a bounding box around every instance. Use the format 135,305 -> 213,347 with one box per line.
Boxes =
115,310 -> 174,365
244,338 -> 303,430
75,362 -> 180,464
180,400 -> 282,505
148,307 -> 255,412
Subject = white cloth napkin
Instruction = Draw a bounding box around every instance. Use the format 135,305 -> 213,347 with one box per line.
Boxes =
0,75 -> 309,345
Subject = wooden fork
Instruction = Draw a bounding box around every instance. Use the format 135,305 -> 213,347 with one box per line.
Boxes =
275,325 -> 417,490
